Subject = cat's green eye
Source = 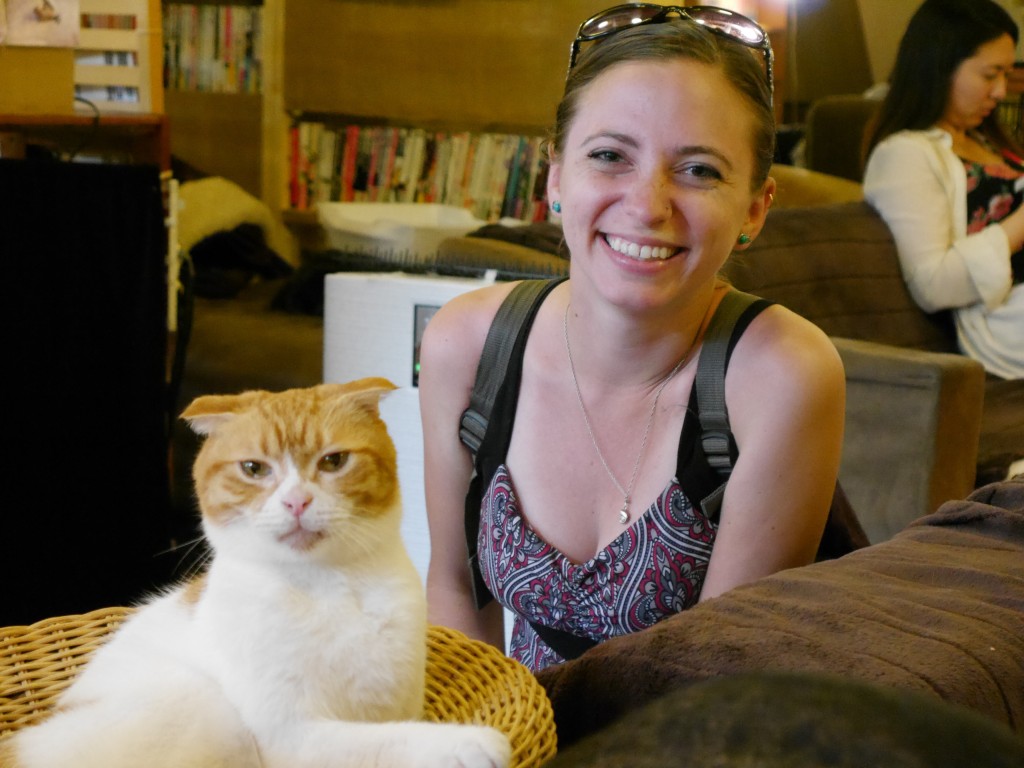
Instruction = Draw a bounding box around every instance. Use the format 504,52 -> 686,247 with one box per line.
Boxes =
240,460 -> 271,478
318,452 -> 349,473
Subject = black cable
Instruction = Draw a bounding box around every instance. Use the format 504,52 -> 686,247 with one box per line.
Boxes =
68,96 -> 101,162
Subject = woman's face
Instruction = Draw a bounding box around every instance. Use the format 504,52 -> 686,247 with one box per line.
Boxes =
943,33 -> 1016,132
547,58 -> 772,311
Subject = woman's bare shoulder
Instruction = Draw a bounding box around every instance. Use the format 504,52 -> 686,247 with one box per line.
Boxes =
424,282 -> 518,347
418,281 -> 522,390
729,303 -> 844,400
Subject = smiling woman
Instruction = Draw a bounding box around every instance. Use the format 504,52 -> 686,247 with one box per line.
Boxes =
418,5 -> 849,673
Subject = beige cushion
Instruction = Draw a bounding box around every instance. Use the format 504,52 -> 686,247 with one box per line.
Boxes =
768,163 -> 863,208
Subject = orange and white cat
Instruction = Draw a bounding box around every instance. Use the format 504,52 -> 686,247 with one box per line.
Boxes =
4,379 -> 510,768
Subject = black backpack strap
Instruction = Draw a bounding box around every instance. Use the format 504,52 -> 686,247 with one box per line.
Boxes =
695,290 -> 762,476
459,278 -> 561,456
461,277 -> 565,609
690,290 -> 765,519
689,290 -> 870,556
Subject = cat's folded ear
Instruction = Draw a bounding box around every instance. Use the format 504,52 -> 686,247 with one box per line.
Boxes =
319,377 -> 398,417
180,390 -> 269,436
181,379 -> 397,436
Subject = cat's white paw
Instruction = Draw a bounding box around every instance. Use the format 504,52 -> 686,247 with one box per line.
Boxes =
412,725 -> 511,768
449,726 -> 511,768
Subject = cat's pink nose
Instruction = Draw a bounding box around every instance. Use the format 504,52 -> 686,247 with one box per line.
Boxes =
283,491 -> 313,518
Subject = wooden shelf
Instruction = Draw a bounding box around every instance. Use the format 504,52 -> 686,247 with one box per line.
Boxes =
0,112 -> 169,168
165,90 -> 263,196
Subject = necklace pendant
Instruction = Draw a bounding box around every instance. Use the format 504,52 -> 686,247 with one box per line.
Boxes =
618,504 -> 630,525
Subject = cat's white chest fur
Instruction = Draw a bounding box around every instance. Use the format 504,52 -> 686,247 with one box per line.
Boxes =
194,542 -> 428,726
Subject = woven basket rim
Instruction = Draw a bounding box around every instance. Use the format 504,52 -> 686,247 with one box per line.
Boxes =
1,608 -> 556,768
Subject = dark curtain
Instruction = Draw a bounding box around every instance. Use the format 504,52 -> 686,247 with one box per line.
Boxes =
1,158 -> 174,626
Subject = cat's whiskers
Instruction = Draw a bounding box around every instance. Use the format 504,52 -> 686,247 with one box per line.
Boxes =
158,534 -> 204,558
322,508 -> 392,561
185,546 -> 214,578
161,534 -> 214,581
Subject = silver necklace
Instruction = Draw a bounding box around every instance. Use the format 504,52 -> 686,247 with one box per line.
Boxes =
563,303 -> 691,524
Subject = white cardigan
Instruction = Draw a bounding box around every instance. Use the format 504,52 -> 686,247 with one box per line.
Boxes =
863,128 -> 1022,379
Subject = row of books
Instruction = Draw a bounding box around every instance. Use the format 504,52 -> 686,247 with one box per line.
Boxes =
75,85 -> 140,105
76,51 -> 139,67
162,4 -> 262,94
81,13 -> 138,30
289,122 -> 552,223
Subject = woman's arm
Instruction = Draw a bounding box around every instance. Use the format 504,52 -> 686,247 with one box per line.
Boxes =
997,202 -> 1024,256
418,284 -> 511,649
699,306 -> 846,600
863,133 -> 1014,312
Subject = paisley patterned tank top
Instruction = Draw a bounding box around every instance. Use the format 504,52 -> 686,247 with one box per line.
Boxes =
478,465 -> 716,671
471,289 -> 772,672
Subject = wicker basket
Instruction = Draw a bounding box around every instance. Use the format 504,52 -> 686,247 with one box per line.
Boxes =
0,607 -> 557,768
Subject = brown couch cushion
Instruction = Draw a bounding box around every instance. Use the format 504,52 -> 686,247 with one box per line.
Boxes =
978,378 -> 1024,486
769,163 -> 863,208
543,672 -> 1024,767
728,201 -> 957,353
803,94 -> 881,182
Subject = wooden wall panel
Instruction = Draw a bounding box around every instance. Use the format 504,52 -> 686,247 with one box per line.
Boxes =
166,91 -> 263,195
283,0 -> 596,133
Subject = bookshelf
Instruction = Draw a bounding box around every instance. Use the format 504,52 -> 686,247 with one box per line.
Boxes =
160,0 -> 590,247
271,0 -> 595,235
76,0 -> 164,114
162,0 -> 266,196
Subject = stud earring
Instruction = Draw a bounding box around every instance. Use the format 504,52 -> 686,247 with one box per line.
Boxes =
551,200 -> 562,214
737,233 -> 751,245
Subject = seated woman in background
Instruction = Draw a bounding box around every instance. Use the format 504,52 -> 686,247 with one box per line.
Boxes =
419,6 -> 846,672
863,0 -> 1023,380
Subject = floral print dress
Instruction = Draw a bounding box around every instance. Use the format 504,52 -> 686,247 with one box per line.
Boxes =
964,147 -> 1024,285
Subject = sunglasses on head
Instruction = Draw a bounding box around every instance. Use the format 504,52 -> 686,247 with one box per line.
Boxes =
568,3 -> 774,101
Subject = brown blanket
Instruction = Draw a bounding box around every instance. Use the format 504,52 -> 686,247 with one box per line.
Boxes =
536,480 -> 1024,747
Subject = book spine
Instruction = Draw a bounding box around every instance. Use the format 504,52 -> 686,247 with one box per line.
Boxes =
487,134 -> 516,221
222,6 -> 234,93
340,124 -> 360,202
330,128 -> 345,202
501,135 -> 526,220
379,127 -> 401,203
